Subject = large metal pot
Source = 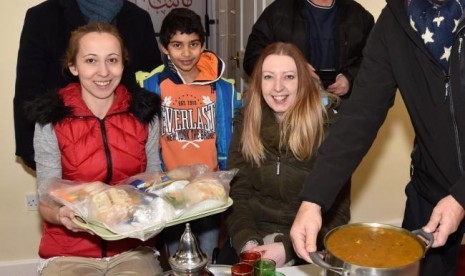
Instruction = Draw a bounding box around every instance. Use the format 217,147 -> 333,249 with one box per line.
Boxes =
311,223 -> 434,276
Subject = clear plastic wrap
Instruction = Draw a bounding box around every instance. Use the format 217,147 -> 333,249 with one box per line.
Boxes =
42,165 -> 238,241
150,169 -> 237,216
45,180 -> 178,240
121,164 -> 211,193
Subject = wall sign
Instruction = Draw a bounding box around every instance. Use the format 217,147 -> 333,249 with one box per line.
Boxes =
129,0 -> 206,35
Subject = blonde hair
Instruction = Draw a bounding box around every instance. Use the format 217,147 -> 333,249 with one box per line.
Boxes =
241,42 -> 330,166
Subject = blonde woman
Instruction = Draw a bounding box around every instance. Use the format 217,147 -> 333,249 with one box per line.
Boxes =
225,42 -> 350,267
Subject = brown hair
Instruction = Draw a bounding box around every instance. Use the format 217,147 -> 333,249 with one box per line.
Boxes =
241,42 -> 331,166
62,22 -> 129,73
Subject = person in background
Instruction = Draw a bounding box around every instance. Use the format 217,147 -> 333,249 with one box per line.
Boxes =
27,22 -> 162,275
137,8 -> 242,260
223,42 -> 349,267
243,0 -> 373,98
291,0 -> 465,275
14,0 -> 162,171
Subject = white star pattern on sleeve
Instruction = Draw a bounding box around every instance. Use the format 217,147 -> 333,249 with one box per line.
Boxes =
422,28 -> 435,44
408,0 -> 465,69
452,19 -> 460,33
433,16 -> 444,27
410,16 -> 418,31
441,46 -> 452,61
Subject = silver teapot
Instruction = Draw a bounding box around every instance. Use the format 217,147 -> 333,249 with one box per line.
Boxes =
168,223 -> 211,276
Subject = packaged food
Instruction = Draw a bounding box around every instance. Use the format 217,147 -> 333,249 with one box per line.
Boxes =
44,180 -> 178,240
41,165 -> 238,241
121,164 -> 211,193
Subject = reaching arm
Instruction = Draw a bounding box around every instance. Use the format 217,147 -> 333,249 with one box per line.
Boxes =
291,10 -> 398,261
290,202 -> 322,263
300,10 -> 398,212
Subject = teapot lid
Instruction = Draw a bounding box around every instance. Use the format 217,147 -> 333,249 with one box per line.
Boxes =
168,223 -> 209,274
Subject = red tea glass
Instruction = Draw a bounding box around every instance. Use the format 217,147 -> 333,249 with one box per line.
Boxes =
231,262 -> 254,276
240,250 -> 262,265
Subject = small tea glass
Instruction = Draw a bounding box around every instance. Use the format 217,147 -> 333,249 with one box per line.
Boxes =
240,250 -> 262,265
253,258 -> 276,276
231,262 -> 254,276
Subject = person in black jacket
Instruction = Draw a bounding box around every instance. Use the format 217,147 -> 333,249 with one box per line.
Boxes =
243,0 -> 373,98
14,0 -> 162,171
291,1 -> 465,275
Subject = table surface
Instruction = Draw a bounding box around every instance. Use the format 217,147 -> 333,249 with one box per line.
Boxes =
277,264 -> 325,276
160,263 -> 326,275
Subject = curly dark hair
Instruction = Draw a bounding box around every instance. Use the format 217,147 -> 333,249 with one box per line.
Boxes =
159,8 -> 205,48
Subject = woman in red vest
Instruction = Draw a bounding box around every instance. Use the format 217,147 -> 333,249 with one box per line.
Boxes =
28,22 -> 162,275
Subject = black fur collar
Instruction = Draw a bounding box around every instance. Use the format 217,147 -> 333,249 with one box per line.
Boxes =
25,87 -> 161,126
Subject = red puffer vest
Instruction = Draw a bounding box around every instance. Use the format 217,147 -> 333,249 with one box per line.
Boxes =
39,83 -> 154,258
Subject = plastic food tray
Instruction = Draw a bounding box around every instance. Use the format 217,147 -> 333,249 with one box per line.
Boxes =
72,197 -> 233,240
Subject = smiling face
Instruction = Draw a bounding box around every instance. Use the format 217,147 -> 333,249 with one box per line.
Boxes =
261,54 -> 298,120
68,32 -> 123,105
161,31 -> 204,82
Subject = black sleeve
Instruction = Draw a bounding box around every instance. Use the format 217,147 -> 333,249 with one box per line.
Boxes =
118,4 -> 162,91
131,8 -> 162,71
341,9 -> 375,96
14,8 -> 50,168
300,10 -> 398,211
243,7 -> 275,76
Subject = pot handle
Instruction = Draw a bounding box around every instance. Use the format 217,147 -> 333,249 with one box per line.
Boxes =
412,228 -> 434,252
310,252 -> 345,275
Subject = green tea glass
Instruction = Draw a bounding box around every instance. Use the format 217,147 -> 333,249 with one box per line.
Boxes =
253,258 -> 276,276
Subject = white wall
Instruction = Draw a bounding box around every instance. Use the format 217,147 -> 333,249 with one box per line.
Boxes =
0,0 -> 44,264
0,0 -> 409,271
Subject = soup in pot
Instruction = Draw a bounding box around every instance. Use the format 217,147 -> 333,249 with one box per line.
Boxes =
325,225 -> 424,268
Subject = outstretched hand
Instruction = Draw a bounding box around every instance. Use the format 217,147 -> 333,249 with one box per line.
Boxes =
423,195 -> 464,247
290,201 -> 322,263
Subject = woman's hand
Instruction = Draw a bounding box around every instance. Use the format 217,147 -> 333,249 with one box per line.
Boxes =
39,201 -> 94,235
57,205 -> 94,234
253,242 -> 286,267
57,205 -> 76,231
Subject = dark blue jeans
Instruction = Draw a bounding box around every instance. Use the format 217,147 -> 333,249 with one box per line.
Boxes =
402,182 -> 464,276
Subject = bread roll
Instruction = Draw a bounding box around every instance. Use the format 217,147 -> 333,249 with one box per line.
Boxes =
183,178 -> 227,205
166,167 -> 193,180
89,187 -> 137,226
